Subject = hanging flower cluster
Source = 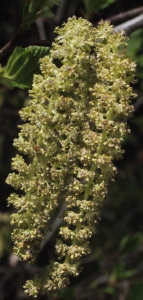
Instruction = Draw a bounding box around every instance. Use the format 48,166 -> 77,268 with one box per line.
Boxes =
6,17 -> 136,297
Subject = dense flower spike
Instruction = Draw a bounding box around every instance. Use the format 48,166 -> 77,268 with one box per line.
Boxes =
6,17 -> 136,297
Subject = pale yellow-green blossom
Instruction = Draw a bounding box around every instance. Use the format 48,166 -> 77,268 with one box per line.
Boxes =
6,16 -> 136,297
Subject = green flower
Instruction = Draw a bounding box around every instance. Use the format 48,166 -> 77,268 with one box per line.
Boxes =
6,17 -> 136,297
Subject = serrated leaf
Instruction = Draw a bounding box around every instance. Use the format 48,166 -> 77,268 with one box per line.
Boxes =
0,46 -> 50,89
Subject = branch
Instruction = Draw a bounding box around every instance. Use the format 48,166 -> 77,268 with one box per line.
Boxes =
109,6 -> 143,23
36,18 -> 47,40
114,13 -> 143,34
1,11 -> 143,61
54,0 -> 79,24
0,39 -> 14,60
42,203 -> 66,246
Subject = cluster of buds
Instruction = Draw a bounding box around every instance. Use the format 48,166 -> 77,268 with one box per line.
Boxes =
6,17 -> 136,297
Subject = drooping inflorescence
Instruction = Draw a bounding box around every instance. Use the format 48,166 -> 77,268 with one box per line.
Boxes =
6,17 -> 136,297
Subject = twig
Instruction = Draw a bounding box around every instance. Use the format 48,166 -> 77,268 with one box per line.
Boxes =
0,7 -> 143,59
109,6 -> 143,23
114,13 -> 143,34
0,39 -> 14,60
54,0 -> 79,24
42,203 -> 66,246
36,18 -> 47,40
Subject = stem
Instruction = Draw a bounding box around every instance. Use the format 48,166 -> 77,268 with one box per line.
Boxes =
108,6 -> 143,23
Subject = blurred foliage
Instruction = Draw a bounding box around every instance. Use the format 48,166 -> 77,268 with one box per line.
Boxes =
0,0 -> 143,299
83,0 -> 117,19
127,29 -> 143,80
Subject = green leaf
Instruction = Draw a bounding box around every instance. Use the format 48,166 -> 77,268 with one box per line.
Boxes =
119,233 -> 143,254
22,0 -> 31,20
127,29 -> 143,79
36,6 -> 54,19
100,286 -> 116,295
127,29 -> 143,61
110,263 -> 136,282
21,0 -> 61,30
0,46 -> 50,89
84,0 -> 117,19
